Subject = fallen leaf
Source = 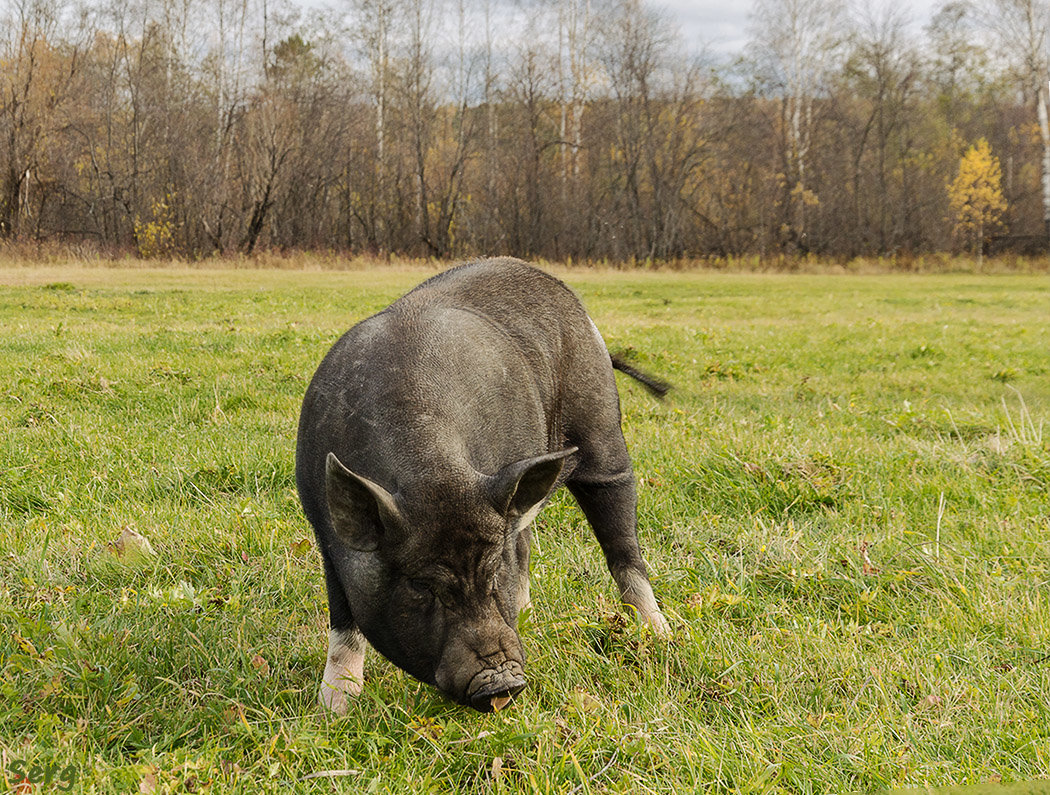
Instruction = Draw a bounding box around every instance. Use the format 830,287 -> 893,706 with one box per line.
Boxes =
110,526 -> 156,564
139,770 -> 158,794
250,654 -> 271,677
568,689 -> 602,714
859,541 -> 880,575
13,633 -> 40,658
491,756 -> 504,780
922,694 -> 942,709
289,538 -> 312,555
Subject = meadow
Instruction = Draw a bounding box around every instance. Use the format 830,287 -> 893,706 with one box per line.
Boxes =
0,262 -> 1048,793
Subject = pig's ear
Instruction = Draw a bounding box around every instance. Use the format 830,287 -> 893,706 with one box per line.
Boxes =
325,452 -> 402,551
487,447 -> 578,518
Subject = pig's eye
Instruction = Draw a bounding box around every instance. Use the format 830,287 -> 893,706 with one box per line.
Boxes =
407,578 -> 434,600
408,578 -> 454,609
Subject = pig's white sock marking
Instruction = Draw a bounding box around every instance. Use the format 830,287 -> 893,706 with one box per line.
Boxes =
618,569 -> 671,638
319,628 -> 366,715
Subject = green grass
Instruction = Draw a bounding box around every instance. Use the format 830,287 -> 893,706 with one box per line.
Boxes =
1,264 -> 1048,793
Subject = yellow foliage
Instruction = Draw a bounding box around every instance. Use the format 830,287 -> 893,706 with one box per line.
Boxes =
947,138 -> 1007,256
133,195 -> 178,259
790,182 -> 820,207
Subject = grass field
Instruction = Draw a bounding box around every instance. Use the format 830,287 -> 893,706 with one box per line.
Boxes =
1,263 -> 1048,794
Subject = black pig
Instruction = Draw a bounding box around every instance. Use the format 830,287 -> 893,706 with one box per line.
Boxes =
295,258 -> 669,714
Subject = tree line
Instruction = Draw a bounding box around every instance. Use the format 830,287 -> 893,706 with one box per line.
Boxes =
1,0 -> 1047,262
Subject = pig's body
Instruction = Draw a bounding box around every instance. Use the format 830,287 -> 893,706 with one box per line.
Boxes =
296,258 -> 668,713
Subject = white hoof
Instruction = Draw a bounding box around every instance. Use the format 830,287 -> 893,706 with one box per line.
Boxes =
645,610 -> 671,639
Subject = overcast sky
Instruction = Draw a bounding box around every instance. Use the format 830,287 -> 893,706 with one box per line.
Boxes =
656,1 -> 749,54
655,0 -> 942,56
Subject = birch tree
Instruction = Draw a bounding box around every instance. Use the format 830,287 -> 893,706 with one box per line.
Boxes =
557,0 -> 595,208
985,0 -> 1050,241
748,0 -> 845,252
198,0 -> 256,252
350,0 -> 396,250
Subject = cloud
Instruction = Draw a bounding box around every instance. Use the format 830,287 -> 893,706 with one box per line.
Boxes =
655,0 -> 750,54
654,0 -> 941,56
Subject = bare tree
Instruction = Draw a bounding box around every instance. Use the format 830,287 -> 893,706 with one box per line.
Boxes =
557,0 -> 593,187
927,1 -> 990,128
238,50 -> 294,252
0,0 -> 91,238
985,0 -> 1050,241
398,0 -> 438,254
845,1 -> 920,252
748,0 -> 846,252
426,0 -> 483,257
502,37 -> 559,254
195,0 -> 257,252
348,0 -> 396,251
595,0 -> 707,259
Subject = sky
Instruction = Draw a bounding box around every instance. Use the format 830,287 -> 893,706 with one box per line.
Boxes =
655,0 -> 943,57
658,1 -> 750,55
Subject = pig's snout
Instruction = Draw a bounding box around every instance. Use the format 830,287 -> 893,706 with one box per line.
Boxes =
469,671 -> 526,712
437,648 -> 527,712
435,609 -> 528,711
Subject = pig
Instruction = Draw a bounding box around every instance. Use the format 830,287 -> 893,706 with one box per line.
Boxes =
295,257 -> 670,714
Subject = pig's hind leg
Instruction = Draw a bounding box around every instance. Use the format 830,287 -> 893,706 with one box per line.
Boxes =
318,556 -> 366,715
566,450 -> 670,637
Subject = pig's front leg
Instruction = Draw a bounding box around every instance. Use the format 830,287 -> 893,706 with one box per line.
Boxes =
320,627 -> 366,715
568,472 -> 670,637
318,555 -> 366,714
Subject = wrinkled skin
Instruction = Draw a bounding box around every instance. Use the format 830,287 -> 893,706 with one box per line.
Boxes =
296,258 -> 669,713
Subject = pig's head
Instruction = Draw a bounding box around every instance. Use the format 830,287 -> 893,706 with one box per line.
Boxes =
324,448 -> 575,711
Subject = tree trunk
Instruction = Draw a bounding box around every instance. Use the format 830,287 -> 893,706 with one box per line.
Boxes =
1,164 -> 21,238
1038,80 -> 1050,244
